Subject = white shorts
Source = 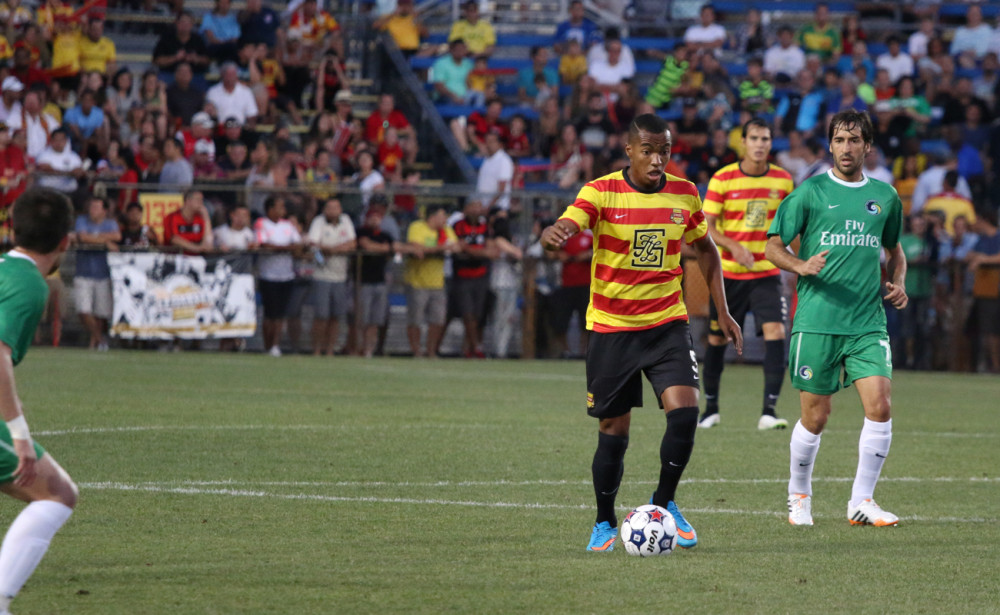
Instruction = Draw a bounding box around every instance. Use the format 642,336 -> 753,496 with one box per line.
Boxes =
74,277 -> 113,319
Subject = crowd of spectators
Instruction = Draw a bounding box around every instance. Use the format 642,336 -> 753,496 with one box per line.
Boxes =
2,0 -> 1000,369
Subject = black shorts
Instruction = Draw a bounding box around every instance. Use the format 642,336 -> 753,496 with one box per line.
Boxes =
586,320 -> 699,419
709,275 -> 786,337
551,285 -> 589,334
452,276 -> 489,319
260,280 -> 295,320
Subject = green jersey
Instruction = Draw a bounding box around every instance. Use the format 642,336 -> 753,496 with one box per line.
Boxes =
768,170 -> 902,335
0,251 -> 49,366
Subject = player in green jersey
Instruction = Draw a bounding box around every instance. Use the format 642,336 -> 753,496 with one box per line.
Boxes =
0,188 -> 78,614
765,110 -> 908,527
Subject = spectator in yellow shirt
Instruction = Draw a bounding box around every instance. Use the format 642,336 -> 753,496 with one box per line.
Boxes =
559,38 -> 588,85
375,0 -> 426,56
448,1 -> 495,57
79,15 -> 115,76
923,170 -> 977,236
50,15 -> 81,86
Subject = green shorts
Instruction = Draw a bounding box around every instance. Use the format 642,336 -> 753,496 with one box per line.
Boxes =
788,331 -> 892,395
0,422 -> 46,483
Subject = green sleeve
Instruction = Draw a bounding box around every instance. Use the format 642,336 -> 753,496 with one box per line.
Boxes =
882,189 -> 903,250
0,277 -> 48,366
768,182 -> 810,246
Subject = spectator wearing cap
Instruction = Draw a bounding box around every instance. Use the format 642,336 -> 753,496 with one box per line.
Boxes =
192,138 -> 223,179
374,0 -> 426,56
207,62 -> 259,128
431,38 -> 474,104
152,11 -> 210,80
683,4 -> 727,54
201,0 -> 241,64
79,15 -> 116,76
7,90 -> 57,160
64,89 -> 107,157
876,35 -> 915,84
215,115 -> 253,155
476,131 -> 514,211
178,111 -> 215,158
159,137 -> 195,190
448,1 -> 495,57
763,25 -> 806,84
553,0 -> 601,55
238,0 -> 280,48
0,77 -> 23,124
117,202 -> 159,248
166,63 -> 206,127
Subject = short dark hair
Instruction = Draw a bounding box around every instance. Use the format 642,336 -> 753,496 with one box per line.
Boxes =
943,170 -> 959,190
827,109 -> 874,144
12,188 -> 74,254
628,113 -> 669,141
182,189 -> 202,203
126,201 -> 143,212
264,196 -> 283,213
425,203 -> 447,218
742,117 -> 771,138
449,38 -> 465,49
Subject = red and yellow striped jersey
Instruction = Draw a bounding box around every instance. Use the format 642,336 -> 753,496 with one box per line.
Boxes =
558,169 -> 707,333
703,162 -> 793,280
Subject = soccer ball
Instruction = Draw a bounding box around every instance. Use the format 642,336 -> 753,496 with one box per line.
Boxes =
620,505 -> 678,557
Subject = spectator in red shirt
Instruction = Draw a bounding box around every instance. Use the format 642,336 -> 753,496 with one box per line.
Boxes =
377,126 -> 404,180
465,97 -> 507,156
451,198 -> 495,357
550,228 -> 593,357
10,48 -> 49,90
162,190 -> 214,254
365,92 -> 412,144
0,124 -> 29,243
505,114 -> 531,159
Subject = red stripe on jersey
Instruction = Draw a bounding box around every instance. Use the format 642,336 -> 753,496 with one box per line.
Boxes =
723,210 -> 745,220
722,187 -> 789,201
589,178 -> 632,193
687,209 -> 705,231
723,230 -> 770,242
592,289 -> 681,316
597,235 -> 631,254
570,198 -> 598,228
593,264 -> 683,285
599,207 -> 690,225
715,166 -> 792,182
704,190 -> 723,203
592,312 -> 689,333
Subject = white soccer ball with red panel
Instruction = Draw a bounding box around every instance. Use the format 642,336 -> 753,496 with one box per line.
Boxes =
620,504 -> 677,557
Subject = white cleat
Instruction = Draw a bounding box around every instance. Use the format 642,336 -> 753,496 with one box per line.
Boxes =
758,415 -> 789,430
698,413 -> 721,428
787,494 -> 813,526
848,499 -> 899,527
268,346 -> 282,358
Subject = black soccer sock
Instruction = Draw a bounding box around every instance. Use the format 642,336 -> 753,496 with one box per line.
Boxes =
762,340 -> 786,417
652,407 -> 699,507
592,432 -> 629,526
701,344 -> 726,416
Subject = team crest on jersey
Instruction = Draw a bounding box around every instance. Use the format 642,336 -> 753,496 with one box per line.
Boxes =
746,200 -> 768,229
798,366 -> 814,381
632,229 -> 666,268
865,200 -> 882,215
769,189 -> 780,199
670,209 -> 685,225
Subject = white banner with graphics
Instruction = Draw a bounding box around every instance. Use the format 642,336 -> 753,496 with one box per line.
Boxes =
109,252 -> 257,339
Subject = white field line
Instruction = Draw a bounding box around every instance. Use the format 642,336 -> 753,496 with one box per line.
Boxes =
78,481 -> 996,524
108,477 -> 1000,487
33,424 -> 1000,438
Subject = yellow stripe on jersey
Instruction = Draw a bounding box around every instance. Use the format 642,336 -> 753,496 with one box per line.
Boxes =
558,170 -> 707,333
703,162 -> 793,280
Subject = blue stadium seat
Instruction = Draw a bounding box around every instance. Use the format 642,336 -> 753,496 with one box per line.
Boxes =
711,0 -> 855,13
939,3 -> 1000,18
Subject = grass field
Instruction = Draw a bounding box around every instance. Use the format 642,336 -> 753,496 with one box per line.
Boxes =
6,348 -> 1000,614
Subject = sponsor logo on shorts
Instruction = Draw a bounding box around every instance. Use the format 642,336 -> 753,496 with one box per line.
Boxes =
586,392 -> 595,409
798,365 -> 814,381
865,200 -> 882,215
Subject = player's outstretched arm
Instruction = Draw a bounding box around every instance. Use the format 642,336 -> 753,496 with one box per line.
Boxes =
764,235 -> 829,277
884,243 -> 908,310
0,344 -> 37,487
540,219 -> 580,251
692,234 -> 743,355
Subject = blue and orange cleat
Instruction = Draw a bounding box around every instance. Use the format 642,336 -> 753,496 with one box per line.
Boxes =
586,521 -> 617,552
667,501 -> 698,549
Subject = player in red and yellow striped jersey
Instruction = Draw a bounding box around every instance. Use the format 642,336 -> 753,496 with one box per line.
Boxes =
541,113 -> 743,553
699,118 -> 794,431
